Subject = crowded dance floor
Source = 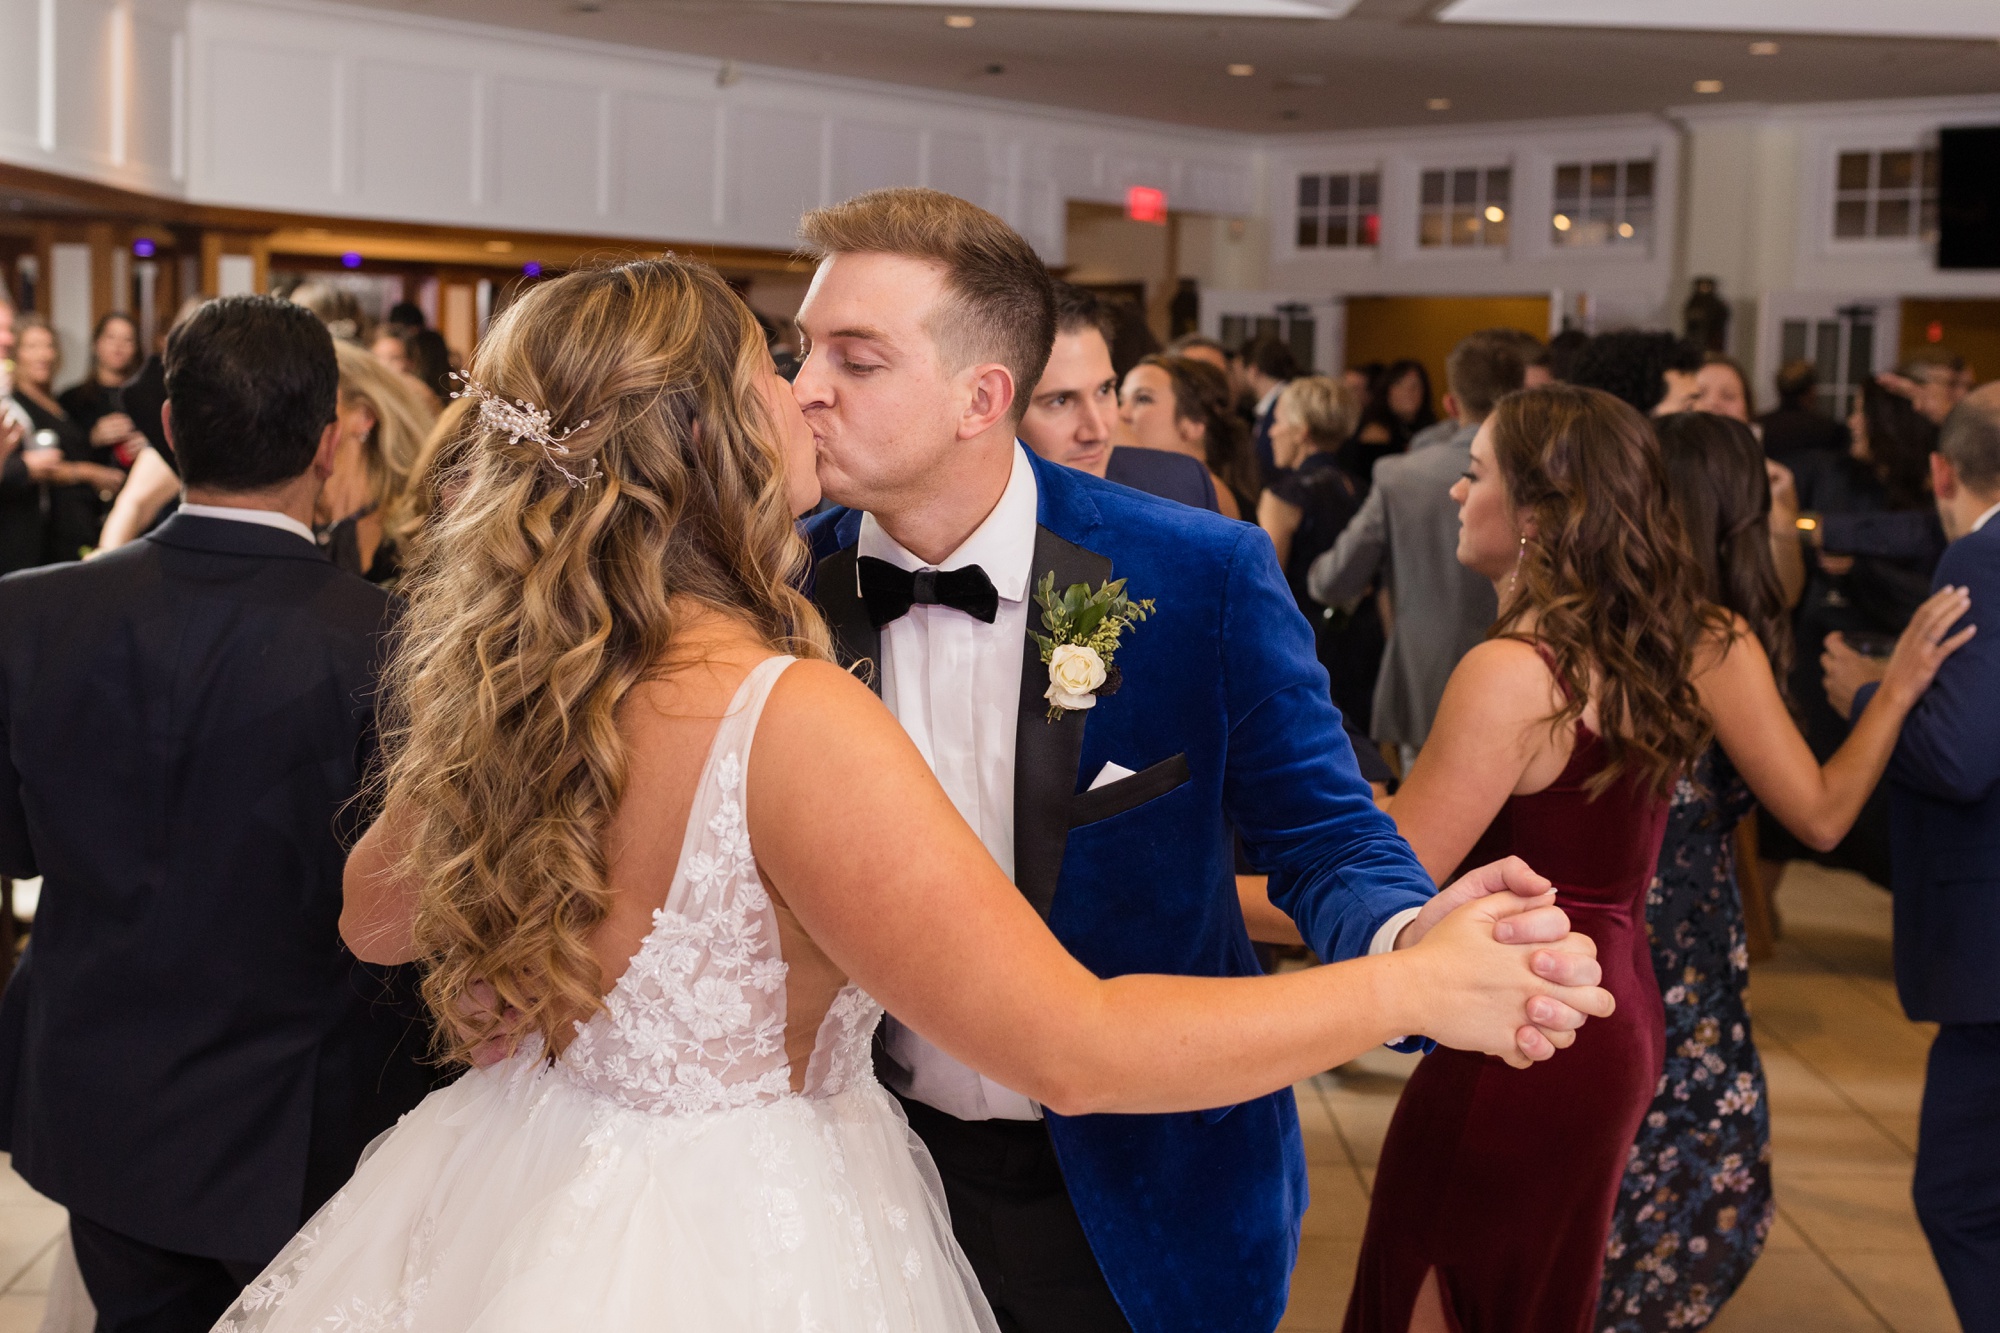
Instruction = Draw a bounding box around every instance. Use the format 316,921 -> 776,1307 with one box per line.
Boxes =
0,2 -> 1996,1331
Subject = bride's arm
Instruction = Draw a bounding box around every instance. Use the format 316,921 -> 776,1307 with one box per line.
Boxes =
748,660 -> 1612,1118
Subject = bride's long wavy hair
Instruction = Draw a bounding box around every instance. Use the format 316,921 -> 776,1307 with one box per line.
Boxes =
1487,385 -> 1718,799
378,257 -> 830,1064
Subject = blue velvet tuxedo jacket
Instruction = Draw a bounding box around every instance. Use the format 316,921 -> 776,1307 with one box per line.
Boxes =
1854,517 -> 2000,1025
805,450 -> 1435,1333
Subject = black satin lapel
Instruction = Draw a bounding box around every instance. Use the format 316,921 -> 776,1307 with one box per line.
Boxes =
813,545 -> 882,695
1011,526 -> 1113,919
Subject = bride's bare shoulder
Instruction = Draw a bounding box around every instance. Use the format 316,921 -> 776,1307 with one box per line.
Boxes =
762,658 -> 896,741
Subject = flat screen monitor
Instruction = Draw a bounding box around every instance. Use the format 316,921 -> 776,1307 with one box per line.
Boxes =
1938,126 -> 2000,270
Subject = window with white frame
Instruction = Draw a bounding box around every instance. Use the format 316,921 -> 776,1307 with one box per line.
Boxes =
1418,166 -> 1510,249
1832,148 -> 1938,242
1295,171 -> 1381,250
1550,159 -> 1654,248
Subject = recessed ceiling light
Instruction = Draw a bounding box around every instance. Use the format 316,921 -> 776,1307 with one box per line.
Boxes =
1553,213 -> 1572,231
1280,109 -> 1302,120
1748,39 -> 1779,55
1427,97 -> 1452,111
1694,79 -> 1724,93
983,62 -> 1005,74
1484,205 -> 1505,222
945,13 -> 976,27
1617,221 -> 1636,238
1228,63 -> 1255,76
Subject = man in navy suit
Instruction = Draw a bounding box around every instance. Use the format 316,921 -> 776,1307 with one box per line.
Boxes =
1825,382 -> 2000,1329
1018,282 -> 1218,512
0,297 -> 434,1332
792,188 -> 1599,1333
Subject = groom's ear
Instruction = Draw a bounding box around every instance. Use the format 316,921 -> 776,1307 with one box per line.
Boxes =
957,362 -> 1018,442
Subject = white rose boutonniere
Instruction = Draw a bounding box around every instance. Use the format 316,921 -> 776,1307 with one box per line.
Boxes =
1030,572 -> 1155,722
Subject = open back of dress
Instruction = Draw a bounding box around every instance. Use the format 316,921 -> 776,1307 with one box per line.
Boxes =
216,656 -> 998,1333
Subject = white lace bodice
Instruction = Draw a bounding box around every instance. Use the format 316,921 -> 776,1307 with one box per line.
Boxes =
558,656 -> 883,1116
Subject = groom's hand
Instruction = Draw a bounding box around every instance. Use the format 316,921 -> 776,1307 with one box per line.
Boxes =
1395,856 -> 1562,950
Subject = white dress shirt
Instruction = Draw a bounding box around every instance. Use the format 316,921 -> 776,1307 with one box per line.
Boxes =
868,443 -> 1415,1119
1972,500 -> 2000,535
177,502 -> 318,547
869,444 -> 1043,1120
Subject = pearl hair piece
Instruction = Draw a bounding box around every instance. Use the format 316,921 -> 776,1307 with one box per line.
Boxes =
450,371 -> 598,489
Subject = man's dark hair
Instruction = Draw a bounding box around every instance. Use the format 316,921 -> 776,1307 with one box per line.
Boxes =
1052,281 -> 1114,345
165,295 -> 337,492
1245,335 -> 1299,382
1446,329 -> 1533,419
1773,358 -> 1818,408
1169,332 -> 1226,358
1567,330 -> 1703,415
387,300 -> 427,330
1543,328 -> 1590,382
1941,390 -> 2000,494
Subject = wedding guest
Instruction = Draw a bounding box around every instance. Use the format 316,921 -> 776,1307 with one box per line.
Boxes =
368,323 -> 413,378
1886,348 -> 1970,426
1120,353 -> 1256,518
1778,378 -> 1944,886
9,316 -> 125,563
379,393 -> 475,571
286,280 -> 364,343
1020,284 -> 1218,510
1602,412 -> 1972,1331
1309,331 -> 1520,771
1340,359 -> 1436,489
320,340 -> 439,584
1242,336 -> 1299,485
1823,383 -> 1999,1331
57,313 -> 147,469
1569,330 -> 1704,416
1759,360 -> 1848,467
1346,385 -> 1706,1333
1689,354 -> 1806,606
1257,375 -> 1374,725
1693,353 -> 1754,421
0,295 -> 435,1333
0,298 -> 46,575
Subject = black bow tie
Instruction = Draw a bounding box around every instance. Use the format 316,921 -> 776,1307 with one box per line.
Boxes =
856,555 -> 1000,628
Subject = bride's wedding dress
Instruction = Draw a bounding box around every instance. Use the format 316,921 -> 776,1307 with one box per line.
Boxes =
215,656 -> 997,1332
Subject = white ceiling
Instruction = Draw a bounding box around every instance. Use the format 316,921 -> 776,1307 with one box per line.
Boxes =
1437,0 -> 2000,41
341,0 -> 2000,133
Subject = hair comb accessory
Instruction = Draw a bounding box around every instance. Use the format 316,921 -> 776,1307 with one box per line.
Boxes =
450,371 -> 598,489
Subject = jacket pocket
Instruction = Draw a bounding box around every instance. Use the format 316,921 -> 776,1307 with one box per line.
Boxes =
1069,753 -> 1191,828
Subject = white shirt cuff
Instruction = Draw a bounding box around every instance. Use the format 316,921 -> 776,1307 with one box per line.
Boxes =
1368,906 -> 1423,956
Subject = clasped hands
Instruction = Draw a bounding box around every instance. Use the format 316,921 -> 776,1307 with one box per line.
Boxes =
1394,856 -> 1612,1068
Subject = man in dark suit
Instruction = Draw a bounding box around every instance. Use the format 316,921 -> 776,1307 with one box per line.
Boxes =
1019,283 -> 1218,512
793,188 -> 1599,1333
1243,335 -> 1299,488
1824,383 -> 2000,1330
0,296 -> 434,1332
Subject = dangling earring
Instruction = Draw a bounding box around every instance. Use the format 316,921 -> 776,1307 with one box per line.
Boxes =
1507,531 -> 1527,598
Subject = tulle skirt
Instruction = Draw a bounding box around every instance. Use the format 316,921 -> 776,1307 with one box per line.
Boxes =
214,1057 -> 998,1332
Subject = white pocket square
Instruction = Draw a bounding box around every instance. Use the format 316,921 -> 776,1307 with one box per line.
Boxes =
1088,762 -> 1137,791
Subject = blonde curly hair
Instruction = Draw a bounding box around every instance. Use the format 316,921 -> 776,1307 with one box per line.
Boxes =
377,257 -> 830,1064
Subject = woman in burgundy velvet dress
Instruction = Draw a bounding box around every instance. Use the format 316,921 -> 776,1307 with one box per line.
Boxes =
1343,386 -> 1721,1333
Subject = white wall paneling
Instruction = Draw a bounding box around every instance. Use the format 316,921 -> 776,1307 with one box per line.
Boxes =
166,0 -> 1253,261
48,243 -> 93,377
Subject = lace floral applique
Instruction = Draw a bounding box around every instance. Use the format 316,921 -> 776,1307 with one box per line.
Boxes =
560,749 -> 795,1116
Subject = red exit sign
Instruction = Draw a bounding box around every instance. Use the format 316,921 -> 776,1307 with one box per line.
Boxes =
1126,186 -> 1168,225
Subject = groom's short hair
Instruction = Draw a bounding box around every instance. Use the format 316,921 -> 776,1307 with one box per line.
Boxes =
800,188 -> 1056,421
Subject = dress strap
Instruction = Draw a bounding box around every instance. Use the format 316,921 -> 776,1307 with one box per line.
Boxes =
715,654 -> 797,777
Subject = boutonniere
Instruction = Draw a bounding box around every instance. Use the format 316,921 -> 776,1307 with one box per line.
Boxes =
1030,572 -> 1155,722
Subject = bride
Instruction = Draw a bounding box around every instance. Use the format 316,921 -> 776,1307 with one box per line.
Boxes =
214,258 -> 1611,1332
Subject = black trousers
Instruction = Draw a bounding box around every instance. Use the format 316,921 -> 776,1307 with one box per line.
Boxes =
69,1214 -> 267,1333
899,1095 -> 1134,1333
1913,1022 -> 2000,1331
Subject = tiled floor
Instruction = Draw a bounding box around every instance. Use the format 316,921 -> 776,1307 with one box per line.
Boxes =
0,863 -> 1958,1331
1279,861 -> 1960,1332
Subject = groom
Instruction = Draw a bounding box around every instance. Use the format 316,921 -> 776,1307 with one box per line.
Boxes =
795,189 -> 1590,1333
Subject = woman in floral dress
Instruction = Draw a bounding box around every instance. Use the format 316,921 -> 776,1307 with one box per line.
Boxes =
1599,412 -> 1975,1331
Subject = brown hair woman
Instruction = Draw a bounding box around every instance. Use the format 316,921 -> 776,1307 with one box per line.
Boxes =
1344,385 -> 1716,1333
1119,352 -> 1258,518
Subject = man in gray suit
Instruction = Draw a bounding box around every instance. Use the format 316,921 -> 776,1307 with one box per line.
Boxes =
1307,330 -> 1530,771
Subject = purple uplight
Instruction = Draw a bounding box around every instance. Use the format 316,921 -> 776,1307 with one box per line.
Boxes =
522,261 -> 542,277
340,251 -> 363,269
131,238 -> 156,258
